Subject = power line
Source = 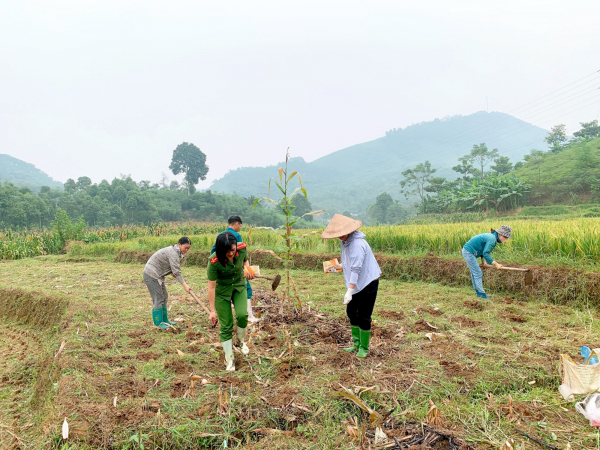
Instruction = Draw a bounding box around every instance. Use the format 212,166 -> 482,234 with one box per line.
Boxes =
403,78 -> 600,158
403,91 -> 600,170
394,70 -> 600,155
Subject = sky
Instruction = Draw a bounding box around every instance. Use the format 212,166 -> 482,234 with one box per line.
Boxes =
1,1 -> 599,188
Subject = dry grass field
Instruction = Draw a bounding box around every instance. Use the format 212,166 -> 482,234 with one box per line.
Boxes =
1,255 -> 599,449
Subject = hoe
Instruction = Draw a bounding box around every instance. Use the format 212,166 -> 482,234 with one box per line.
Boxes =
490,264 -> 533,286
254,274 -> 282,291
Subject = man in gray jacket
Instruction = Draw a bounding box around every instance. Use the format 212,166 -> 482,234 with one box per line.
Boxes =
143,237 -> 192,329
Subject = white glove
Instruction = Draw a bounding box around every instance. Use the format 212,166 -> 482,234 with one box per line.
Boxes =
343,288 -> 354,305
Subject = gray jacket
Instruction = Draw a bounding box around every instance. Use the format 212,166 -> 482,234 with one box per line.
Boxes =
143,244 -> 186,284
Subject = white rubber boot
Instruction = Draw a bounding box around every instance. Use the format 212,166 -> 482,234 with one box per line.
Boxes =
247,297 -> 260,323
222,339 -> 235,371
237,326 -> 249,356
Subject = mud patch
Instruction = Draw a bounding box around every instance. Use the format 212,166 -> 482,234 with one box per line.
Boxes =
164,359 -> 193,375
500,313 -> 528,323
131,338 -> 154,348
412,319 -> 439,333
463,300 -> 484,311
416,306 -> 444,316
450,315 -> 481,328
136,351 -> 159,361
379,310 -> 405,321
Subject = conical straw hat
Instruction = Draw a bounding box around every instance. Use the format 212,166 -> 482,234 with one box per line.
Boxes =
321,214 -> 362,239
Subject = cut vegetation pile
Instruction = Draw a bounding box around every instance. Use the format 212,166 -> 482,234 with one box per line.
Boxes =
0,288 -> 69,449
116,249 -> 600,307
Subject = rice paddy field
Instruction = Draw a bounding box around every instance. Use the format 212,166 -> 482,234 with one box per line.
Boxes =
56,218 -> 600,269
2,218 -> 600,449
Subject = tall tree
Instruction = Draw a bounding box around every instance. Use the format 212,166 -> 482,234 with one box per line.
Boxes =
544,124 -> 568,153
400,161 -> 436,212
76,176 -> 92,192
424,177 -> 454,195
169,142 -> 209,196
367,192 -> 395,224
452,156 -> 475,187
468,143 -> 499,178
491,156 -> 513,175
573,120 -> 600,141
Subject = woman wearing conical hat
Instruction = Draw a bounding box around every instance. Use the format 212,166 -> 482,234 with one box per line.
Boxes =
322,214 -> 381,359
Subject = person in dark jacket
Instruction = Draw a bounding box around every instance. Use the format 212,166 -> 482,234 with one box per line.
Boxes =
461,225 -> 511,299
321,214 -> 381,359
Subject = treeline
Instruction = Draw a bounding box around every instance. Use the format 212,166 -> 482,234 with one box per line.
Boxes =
0,175 -> 314,230
392,120 -> 600,215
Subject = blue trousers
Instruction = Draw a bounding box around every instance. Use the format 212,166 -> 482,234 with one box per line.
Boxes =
461,248 -> 487,298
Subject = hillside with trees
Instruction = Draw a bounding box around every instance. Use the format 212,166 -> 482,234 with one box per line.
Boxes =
513,135 -> 600,205
209,111 -> 548,214
0,154 -> 63,191
0,176 -> 315,230
370,120 -> 600,223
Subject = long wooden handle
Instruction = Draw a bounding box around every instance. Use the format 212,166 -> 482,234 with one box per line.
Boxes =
254,275 -> 274,281
189,290 -> 211,315
499,266 -> 530,272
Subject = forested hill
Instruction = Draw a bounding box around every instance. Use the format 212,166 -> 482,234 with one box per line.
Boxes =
0,154 -> 63,191
209,111 -> 548,214
512,137 -> 600,205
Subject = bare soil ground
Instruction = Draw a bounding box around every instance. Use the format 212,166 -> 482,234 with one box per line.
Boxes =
1,256 -> 599,449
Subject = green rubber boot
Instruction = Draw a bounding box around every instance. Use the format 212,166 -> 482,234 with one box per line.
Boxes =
162,306 -> 176,326
152,309 -> 169,330
343,326 -> 360,352
356,329 -> 371,359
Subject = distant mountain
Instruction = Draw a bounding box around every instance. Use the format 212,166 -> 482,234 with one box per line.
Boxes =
0,154 -> 63,191
209,111 -> 549,215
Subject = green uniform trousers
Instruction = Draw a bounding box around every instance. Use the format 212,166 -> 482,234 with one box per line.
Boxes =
215,289 -> 249,342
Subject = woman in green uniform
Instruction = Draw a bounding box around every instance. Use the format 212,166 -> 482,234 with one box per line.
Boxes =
207,232 -> 254,371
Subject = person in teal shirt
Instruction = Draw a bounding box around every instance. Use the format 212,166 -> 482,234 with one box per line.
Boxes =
461,225 -> 511,299
212,216 -> 258,322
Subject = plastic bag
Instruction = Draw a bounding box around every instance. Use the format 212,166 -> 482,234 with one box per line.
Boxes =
560,348 -> 600,395
323,258 -> 342,273
576,393 -> 600,427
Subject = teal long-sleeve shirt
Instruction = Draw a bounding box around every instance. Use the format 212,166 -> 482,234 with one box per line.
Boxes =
463,232 -> 500,264
211,227 -> 243,253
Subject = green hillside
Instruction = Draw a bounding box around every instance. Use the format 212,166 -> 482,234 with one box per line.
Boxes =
209,111 -> 548,214
512,137 -> 600,205
0,154 -> 63,191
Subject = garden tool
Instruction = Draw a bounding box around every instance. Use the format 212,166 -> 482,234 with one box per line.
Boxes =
484,262 -> 533,287
254,274 -> 282,291
498,266 -> 533,286
189,290 -> 213,319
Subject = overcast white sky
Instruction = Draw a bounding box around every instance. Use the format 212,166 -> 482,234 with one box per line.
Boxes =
1,1 -> 599,187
